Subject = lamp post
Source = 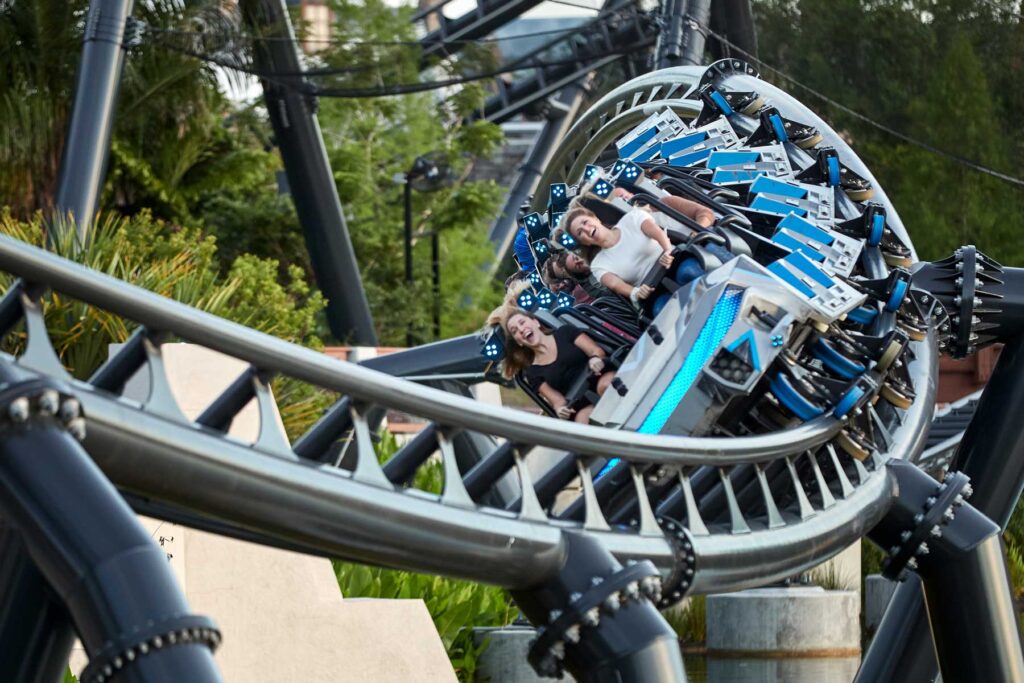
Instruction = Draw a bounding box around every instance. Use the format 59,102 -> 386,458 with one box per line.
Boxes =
401,155 -> 447,346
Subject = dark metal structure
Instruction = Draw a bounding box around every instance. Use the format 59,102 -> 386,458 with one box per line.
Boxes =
53,0 -> 136,240
239,0 -> 377,345
33,0 -> 1024,681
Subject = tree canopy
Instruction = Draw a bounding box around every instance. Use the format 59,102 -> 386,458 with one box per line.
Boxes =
752,0 -> 1024,264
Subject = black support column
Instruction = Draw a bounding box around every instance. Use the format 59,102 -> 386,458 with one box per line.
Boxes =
859,333 -> 1024,682
240,0 -> 377,345
53,0 -> 135,240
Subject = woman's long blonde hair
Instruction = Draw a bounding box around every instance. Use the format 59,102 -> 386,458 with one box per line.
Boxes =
485,280 -> 539,379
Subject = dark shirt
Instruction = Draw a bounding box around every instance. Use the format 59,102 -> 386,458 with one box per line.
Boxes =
523,326 -> 589,395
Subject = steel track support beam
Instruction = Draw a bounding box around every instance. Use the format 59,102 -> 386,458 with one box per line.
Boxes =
474,5 -> 657,124
0,525 -> 76,683
679,0 -> 711,66
654,0 -> 686,69
0,365 -> 222,681
866,459 -> 1024,683
859,323 -> 1024,682
510,532 -> 686,681
488,81 -> 591,261
53,0 -> 135,240
240,0 -> 377,345
708,0 -> 758,60
418,0 -> 544,68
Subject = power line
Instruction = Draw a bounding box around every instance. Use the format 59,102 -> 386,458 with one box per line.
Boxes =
147,16 -> 599,48
698,20 -> 1024,189
155,35 -> 629,98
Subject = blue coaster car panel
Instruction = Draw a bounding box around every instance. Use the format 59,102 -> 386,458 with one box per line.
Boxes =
589,256 -> 865,434
616,109 -> 689,163
661,118 -> 741,168
708,144 -> 793,185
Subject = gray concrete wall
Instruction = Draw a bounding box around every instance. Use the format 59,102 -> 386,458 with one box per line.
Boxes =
706,587 -> 860,656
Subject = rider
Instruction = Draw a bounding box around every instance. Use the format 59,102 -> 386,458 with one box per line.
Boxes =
542,251 -> 608,303
558,204 -> 706,315
488,289 -> 615,423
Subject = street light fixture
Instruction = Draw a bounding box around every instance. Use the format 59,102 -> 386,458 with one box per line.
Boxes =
401,152 -> 451,346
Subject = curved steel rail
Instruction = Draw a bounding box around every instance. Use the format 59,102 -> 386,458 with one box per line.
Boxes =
0,66 -> 937,599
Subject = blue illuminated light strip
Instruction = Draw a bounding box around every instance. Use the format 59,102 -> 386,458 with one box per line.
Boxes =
599,290 -> 744,478
638,290 -> 744,435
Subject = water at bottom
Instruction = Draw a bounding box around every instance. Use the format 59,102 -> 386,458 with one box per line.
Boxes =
683,654 -> 861,682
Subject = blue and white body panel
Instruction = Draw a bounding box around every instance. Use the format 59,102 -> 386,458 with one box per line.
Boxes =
590,255 -> 863,434
662,118 -> 741,167
616,109 -> 689,163
708,144 -> 793,185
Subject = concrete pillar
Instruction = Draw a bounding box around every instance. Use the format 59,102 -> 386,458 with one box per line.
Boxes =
473,626 -> 577,683
706,587 -> 860,656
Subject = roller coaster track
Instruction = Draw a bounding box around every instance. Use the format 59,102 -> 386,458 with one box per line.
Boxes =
6,68 -> 930,582
8,64 -> 1023,682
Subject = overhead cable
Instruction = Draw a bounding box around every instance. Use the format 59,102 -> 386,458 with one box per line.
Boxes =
698,19 -> 1024,189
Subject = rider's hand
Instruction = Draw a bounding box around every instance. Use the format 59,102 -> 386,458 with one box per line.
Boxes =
659,249 -> 674,267
588,357 -> 605,375
556,404 -> 575,420
633,284 -> 654,301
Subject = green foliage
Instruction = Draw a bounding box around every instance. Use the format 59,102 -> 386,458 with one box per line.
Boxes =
0,212 -> 326,438
63,667 -> 77,683
807,561 -> 855,591
311,0 -> 505,344
753,0 -> 1024,265
663,595 -> 706,644
1004,497 -> 1024,603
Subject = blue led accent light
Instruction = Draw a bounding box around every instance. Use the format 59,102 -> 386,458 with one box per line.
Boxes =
770,114 -> 788,142
778,213 -> 835,246
531,239 -> 549,256
536,288 -> 554,310
527,271 -> 542,288
750,196 -> 808,217
555,292 -> 575,309
593,180 -> 613,198
551,211 -> 565,228
612,159 -> 627,176
771,334 -> 785,347
481,329 -> 504,361
583,164 -> 601,181
517,290 -> 538,311
726,329 -> 761,370
637,290 -> 744,435
710,90 -> 734,115
826,156 -> 842,186
621,162 -> 642,181
618,127 -> 658,157
558,231 -> 578,250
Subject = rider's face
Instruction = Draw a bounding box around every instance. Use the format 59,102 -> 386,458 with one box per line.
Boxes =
507,313 -> 543,348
